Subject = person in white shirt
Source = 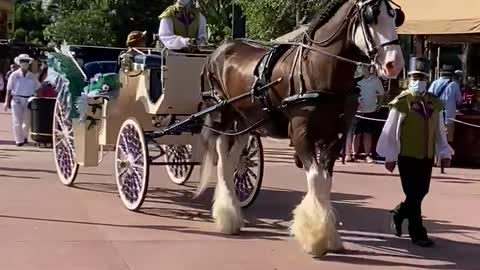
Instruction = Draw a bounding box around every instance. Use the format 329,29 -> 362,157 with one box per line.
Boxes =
4,54 -> 40,146
158,0 -> 207,50
351,69 -> 384,163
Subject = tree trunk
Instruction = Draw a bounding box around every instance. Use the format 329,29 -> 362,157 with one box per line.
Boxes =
232,4 -> 245,38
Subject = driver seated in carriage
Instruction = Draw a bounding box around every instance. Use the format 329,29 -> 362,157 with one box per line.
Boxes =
158,0 -> 207,51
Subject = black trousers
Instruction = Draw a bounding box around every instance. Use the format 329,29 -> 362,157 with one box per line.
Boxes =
394,156 -> 433,240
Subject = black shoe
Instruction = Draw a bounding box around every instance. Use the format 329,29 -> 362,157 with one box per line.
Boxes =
390,210 -> 404,237
16,142 -> 24,147
24,139 -> 28,144
412,238 -> 435,247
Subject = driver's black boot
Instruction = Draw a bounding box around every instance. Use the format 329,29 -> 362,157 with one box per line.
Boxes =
390,203 -> 407,237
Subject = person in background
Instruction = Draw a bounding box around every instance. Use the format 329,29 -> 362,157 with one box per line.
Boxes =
377,57 -> 454,247
126,31 -> 147,48
158,0 -> 207,50
5,64 -> 18,81
352,67 -> 385,163
3,54 -> 40,146
428,65 -> 462,143
0,70 -> 4,91
35,61 -> 56,98
344,66 -> 365,162
453,70 -> 463,88
462,77 -> 476,109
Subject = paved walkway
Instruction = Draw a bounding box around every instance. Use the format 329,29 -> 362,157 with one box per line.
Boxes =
0,111 -> 479,270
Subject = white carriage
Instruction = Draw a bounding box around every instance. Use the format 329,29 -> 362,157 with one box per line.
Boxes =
51,46 -> 263,210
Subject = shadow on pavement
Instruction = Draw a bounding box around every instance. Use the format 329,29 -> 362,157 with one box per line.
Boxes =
68,180 -> 479,269
334,169 -> 480,183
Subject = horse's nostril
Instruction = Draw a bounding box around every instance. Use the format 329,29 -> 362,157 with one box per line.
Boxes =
385,61 -> 395,70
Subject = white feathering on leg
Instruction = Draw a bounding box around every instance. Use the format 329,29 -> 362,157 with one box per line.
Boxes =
211,135 -> 247,234
290,164 -> 337,256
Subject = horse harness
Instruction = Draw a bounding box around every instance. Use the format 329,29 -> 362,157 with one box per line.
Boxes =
247,0 -> 404,111
202,0 -> 403,135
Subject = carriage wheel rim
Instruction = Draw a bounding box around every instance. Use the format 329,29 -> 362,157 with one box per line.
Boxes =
115,118 -> 149,211
234,134 -> 263,207
53,95 -> 78,185
165,145 -> 194,185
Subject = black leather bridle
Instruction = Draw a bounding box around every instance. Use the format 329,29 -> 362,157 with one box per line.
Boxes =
356,0 -> 405,60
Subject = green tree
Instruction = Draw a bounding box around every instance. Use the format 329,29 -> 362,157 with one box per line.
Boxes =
197,0 -> 233,42
14,0 -> 51,44
235,0 -> 325,40
43,8 -> 118,46
109,0 -> 170,47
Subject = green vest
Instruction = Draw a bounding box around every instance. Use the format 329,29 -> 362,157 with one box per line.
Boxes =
389,90 -> 444,159
159,4 -> 200,39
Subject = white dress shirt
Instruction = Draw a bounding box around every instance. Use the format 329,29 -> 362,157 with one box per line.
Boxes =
6,69 -> 40,97
158,15 -> 207,50
376,108 -> 454,162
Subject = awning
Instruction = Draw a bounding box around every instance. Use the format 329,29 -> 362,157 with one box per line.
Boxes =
396,0 -> 480,35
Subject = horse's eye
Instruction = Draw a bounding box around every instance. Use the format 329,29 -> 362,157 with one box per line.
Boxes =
395,8 -> 405,27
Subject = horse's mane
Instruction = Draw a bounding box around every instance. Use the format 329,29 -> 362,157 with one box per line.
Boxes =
306,0 -> 349,36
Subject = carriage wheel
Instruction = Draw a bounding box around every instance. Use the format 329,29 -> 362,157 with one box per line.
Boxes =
53,93 -> 79,186
235,133 -> 264,208
115,118 -> 150,211
164,145 -> 194,185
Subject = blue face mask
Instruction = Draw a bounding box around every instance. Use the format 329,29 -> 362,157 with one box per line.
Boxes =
409,80 -> 427,95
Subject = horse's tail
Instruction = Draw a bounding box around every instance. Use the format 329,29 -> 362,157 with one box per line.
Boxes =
194,114 -> 219,197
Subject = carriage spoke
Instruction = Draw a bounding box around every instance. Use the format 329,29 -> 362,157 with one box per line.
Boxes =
115,119 -> 149,211
53,94 -> 79,186
164,145 -> 194,185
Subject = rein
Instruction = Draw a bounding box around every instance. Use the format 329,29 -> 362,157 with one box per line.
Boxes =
275,40 -> 370,67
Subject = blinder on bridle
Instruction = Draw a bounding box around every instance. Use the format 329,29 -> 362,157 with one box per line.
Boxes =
356,0 -> 404,59
362,0 -> 405,27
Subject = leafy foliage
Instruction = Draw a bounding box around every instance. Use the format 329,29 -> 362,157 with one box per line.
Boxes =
43,8 -> 118,46
13,0 -> 333,46
14,0 -> 50,44
236,0 -> 329,40
197,0 -> 233,42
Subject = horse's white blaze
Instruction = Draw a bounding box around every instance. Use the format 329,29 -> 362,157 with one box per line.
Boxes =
353,0 -> 404,79
291,164 -> 337,256
212,135 -> 247,234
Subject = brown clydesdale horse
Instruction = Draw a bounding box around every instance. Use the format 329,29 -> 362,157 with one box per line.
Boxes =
196,0 -> 405,256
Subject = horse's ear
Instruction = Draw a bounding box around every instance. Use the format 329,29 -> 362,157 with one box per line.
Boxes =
395,9 -> 405,27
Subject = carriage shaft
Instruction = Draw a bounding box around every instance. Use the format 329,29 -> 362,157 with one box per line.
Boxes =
149,78 -> 282,138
